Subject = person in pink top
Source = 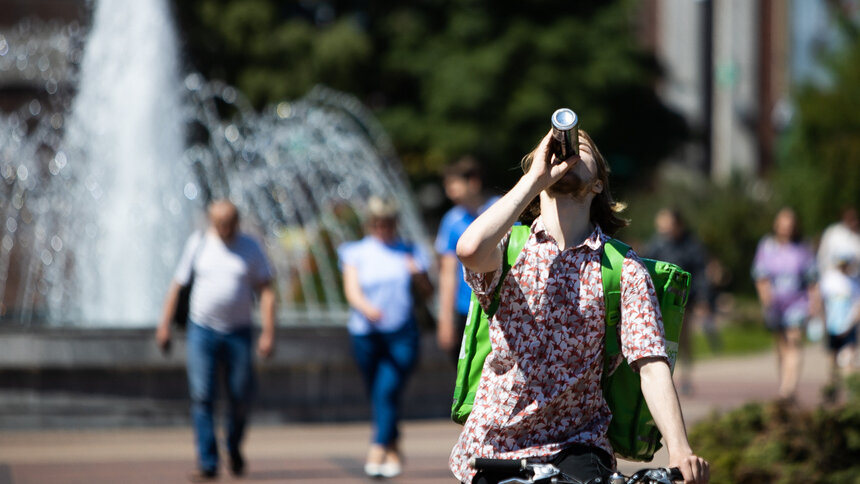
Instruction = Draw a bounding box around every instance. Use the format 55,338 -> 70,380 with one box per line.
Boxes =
451,128 -> 709,484
752,207 -> 818,402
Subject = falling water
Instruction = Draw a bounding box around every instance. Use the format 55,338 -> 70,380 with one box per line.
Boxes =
63,0 -> 191,325
0,2 -> 433,327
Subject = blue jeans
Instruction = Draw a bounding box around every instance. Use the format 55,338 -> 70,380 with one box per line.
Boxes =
186,321 -> 255,473
350,324 -> 420,446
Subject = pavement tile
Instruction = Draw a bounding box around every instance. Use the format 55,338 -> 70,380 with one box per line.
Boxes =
0,345 -> 835,483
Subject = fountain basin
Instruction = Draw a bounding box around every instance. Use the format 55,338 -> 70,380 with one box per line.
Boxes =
0,326 -> 455,429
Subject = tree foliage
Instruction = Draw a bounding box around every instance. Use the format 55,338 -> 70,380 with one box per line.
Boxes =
173,1 -> 373,104
172,0 -> 687,189
772,9 -> 860,233
623,169 -> 772,294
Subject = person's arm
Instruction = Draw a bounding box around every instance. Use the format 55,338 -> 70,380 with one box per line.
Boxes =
156,234 -> 201,352
805,251 -> 822,318
436,254 -> 459,350
850,291 -> 860,328
456,130 -> 573,273
754,278 -> 773,309
257,281 -> 276,358
638,358 -> 710,484
342,264 -> 383,322
619,253 -> 708,482
405,252 -> 434,299
751,240 -> 772,309
155,281 -> 182,352
807,282 -> 823,319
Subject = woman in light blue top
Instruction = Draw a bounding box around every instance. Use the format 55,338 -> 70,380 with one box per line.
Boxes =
339,197 -> 432,478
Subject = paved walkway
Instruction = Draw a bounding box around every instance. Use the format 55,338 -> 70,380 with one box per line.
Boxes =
0,345 -> 833,484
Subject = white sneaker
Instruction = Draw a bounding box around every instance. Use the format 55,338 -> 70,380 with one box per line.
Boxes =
364,462 -> 383,477
379,461 -> 402,478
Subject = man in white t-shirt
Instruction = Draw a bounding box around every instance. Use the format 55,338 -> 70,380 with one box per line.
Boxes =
156,199 -> 276,482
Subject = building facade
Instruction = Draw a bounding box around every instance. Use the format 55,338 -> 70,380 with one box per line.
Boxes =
643,0 -> 844,182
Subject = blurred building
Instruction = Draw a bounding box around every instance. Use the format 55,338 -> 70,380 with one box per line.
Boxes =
641,0 -> 850,181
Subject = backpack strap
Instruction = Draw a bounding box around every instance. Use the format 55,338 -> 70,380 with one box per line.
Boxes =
486,225 -> 530,317
601,238 -> 631,358
183,230 -> 207,285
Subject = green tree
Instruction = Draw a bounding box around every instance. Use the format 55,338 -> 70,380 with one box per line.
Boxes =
773,9 -> 860,233
370,1 -> 688,189
173,1 -> 688,188
173,1 -> 372,105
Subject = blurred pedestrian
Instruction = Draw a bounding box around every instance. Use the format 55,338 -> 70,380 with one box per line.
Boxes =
817,207 -> 860,275
156,199 -> 276,482
339,197 -> 433,478
643,208 -> 716,394
752,207 -> 818,403
819,254 -> 860,384
435,157 -> 498,362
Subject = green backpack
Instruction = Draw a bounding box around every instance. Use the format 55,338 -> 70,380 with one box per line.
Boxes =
450,225 -> 690,462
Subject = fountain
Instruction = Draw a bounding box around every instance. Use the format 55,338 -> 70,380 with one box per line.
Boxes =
0,1 -> 453,429
0,0 -> 434,328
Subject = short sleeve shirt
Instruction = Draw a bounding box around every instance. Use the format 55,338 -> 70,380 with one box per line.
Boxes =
449,218 -> 667,483
174,231 -> 273,332
338,236 -> 431,335
751,236 -> 817,313
820,268 -> 860,335
817,223 -> 860,274
435,197 -> 499,315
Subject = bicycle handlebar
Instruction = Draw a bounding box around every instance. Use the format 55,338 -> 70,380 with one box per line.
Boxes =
469,457 -> 529,473
667,468 -> 684,481
625,467 -> 684,483
469,456 -> 684,483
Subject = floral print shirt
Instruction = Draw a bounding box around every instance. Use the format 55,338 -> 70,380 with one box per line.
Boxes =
450,218 -> 667,483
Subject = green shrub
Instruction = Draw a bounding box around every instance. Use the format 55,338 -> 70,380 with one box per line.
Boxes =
689,385 -> 860,483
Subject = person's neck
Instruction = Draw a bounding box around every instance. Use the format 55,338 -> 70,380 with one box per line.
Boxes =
371,233 -> 396,246
539,192 -> 594,250
208,228 -> 238,245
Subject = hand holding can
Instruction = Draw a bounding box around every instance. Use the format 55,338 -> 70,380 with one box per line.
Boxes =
550,108 -> 579,161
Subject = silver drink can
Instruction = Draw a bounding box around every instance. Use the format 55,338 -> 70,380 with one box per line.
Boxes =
550,108 -> 579,160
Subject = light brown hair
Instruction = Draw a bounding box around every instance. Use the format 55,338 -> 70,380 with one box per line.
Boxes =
520,129 -> 628,236
443,155 -> 483,181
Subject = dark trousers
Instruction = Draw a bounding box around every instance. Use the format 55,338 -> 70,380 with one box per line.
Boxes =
472,444 -> 613,484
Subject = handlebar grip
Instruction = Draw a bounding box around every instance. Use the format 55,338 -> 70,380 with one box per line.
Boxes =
469,457 -> 528,472
667,467 -> 684,482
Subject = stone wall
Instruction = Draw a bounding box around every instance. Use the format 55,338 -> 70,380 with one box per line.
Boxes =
0,326 -> 457,429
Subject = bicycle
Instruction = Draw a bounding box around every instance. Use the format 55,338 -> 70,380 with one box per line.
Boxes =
470,457 -> 684,484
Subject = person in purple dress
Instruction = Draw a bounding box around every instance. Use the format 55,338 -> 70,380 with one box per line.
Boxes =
752,207 -> 819,402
